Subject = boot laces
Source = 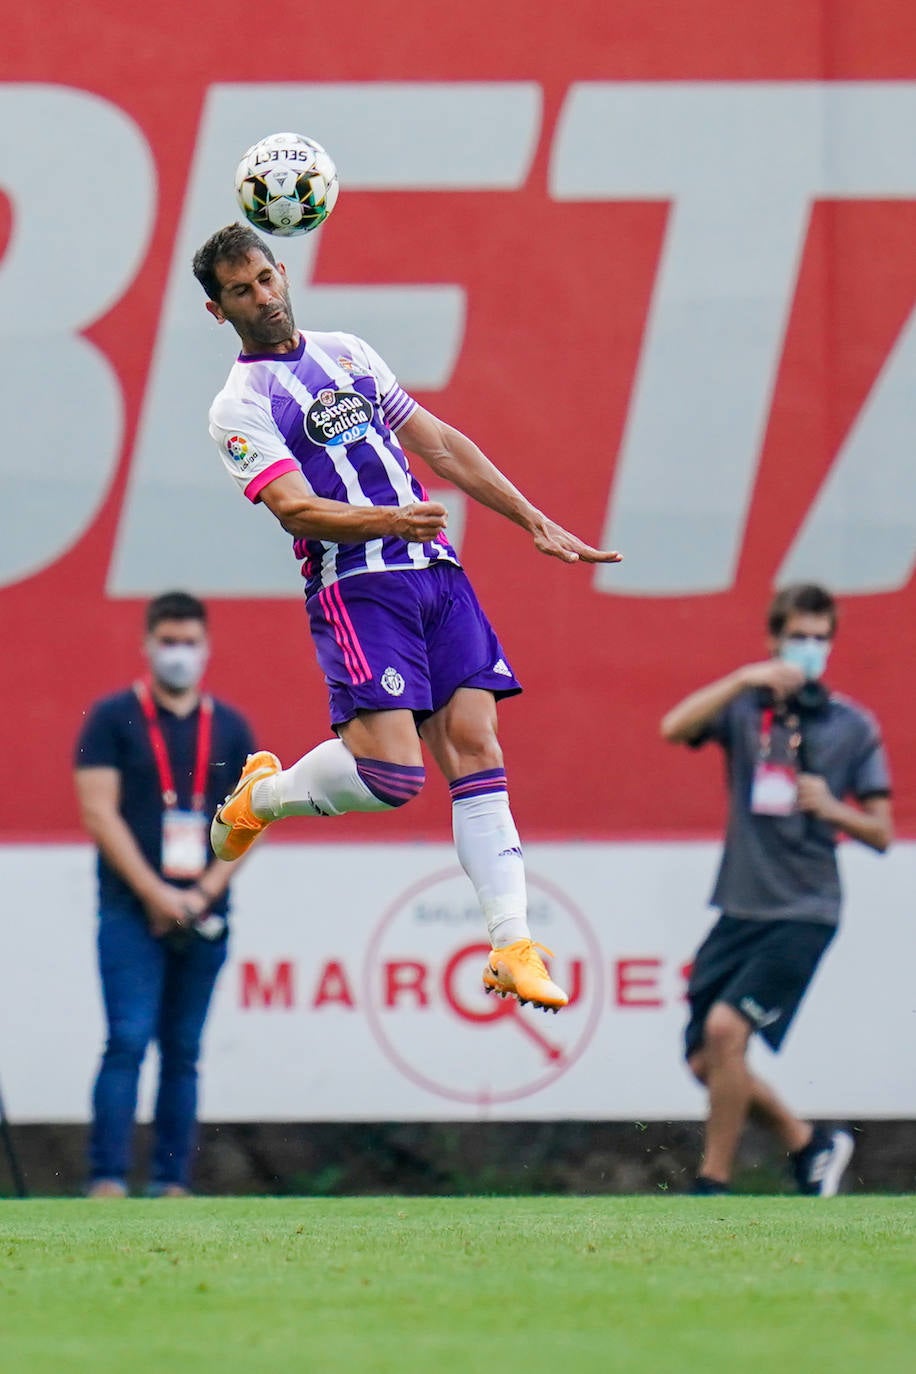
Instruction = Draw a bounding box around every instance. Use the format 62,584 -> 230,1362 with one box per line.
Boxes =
508,940 -> 554,975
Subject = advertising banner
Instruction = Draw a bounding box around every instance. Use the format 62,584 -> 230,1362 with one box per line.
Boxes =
1,841 -> 911,1122
1,1 -> 915,845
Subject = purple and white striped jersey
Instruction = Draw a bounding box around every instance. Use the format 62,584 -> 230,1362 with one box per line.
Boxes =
209,330 -> 460,598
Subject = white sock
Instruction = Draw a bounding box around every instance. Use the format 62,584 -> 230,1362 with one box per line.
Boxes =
451,792 -> 531,947
251,739 -> 393,819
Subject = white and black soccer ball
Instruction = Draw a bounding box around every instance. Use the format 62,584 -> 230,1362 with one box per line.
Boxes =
234,132 -> 339,237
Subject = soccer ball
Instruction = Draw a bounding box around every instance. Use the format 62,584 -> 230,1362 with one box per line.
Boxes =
234,132 -> 339,237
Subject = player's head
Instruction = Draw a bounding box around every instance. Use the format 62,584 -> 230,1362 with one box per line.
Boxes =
144,590 -> 210,692
767,583 -> 837,639
192,223 -> 274,301
192,223 -> 296,352
767,583 -> 837,681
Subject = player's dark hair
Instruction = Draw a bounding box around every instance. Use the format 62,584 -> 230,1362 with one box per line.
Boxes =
146,591 -> 208,632
767,583 -> 837,638
192,223 -> 277,302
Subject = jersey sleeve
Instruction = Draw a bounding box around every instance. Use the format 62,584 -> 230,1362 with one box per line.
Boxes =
850,715 -> 892,799
687,703 -> 733,750
349,336 -> 418,432
210,395 -> 300,503
74,698 -> 121,769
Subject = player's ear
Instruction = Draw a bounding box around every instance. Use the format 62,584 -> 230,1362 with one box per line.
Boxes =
206,299 -> 226,325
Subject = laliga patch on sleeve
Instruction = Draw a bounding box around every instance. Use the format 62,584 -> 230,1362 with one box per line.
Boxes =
223,433 -> 260,470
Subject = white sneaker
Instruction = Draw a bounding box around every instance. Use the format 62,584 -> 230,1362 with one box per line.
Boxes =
794,1127 -> 854,1196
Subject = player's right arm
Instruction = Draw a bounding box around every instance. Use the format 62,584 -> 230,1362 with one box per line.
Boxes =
660,661 -> 805,744
210,397 -> 447,543
74,767 -> 195,934
256,469 -> 448,544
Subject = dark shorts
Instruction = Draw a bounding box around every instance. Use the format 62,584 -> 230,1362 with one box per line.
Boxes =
306,561 -> 522,726
684,913 -> 836,1058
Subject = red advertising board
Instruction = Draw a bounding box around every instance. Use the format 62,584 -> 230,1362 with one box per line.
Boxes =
1,0 -> 914,840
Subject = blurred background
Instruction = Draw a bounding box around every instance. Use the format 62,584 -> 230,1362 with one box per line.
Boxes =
1,0 -> 913,1194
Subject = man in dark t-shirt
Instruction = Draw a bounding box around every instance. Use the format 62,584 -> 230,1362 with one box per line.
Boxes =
75,591 -> 255,1198
661,583 -> 893,1197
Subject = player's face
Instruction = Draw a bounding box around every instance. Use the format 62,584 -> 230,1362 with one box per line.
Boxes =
144,618 -> 210,693
770,611 -> 834,649
207,251 -> 297,353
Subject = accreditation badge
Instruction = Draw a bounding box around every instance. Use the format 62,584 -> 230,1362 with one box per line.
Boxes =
750,762 -> 798,817
161,809 -> 209,879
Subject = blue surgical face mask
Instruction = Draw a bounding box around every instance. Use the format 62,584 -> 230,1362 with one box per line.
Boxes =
780,637 -> 831,682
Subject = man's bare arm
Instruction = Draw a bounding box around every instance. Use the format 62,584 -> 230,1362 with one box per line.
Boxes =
396,406 -> 622,566
74,767 -> 197,933
796,782 -> 893,853
660,661 -> 806,743
257,469 -> 448,544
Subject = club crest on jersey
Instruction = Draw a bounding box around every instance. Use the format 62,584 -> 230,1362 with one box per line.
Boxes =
305,389 -> 374,447
224,434 -> 258,470
380,667 -> 405,697
337,356 -> 366,376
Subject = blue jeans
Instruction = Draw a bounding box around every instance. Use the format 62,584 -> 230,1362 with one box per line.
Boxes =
90,904 -> 228,1190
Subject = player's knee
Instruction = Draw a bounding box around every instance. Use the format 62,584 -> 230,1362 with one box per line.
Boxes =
103,1021 -> 152,1069
702,1003 -> 749,1058
355,757 -> 426,808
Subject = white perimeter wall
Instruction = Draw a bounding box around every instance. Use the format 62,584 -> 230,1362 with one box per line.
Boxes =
1,841 -> 913,1122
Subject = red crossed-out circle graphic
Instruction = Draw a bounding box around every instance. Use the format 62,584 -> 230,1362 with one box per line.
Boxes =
363,865 -> 604,1106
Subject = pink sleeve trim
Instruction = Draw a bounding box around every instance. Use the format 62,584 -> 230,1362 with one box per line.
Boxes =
244,458 -> 299,503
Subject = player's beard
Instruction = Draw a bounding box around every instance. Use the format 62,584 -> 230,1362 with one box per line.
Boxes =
249,284 -> 297,349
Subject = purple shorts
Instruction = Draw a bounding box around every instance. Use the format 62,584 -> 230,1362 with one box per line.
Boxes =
306,562 -> 522,725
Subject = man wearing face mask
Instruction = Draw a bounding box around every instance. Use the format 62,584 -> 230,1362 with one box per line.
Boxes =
74,591 -> 255,1198
660,583 -> 893,1197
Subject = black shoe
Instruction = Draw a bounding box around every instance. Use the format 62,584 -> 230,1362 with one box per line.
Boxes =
690,1176 -> 730,1196
792,1127 -> 854,1196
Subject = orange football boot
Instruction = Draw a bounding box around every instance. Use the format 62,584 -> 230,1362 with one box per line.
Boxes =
483,939 -> 568,1012
210,751 -> 281,861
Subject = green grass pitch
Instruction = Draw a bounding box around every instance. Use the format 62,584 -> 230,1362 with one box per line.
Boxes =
0,1196 -> 913,1373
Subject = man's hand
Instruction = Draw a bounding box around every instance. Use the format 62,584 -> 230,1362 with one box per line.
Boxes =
796,773 -> 838,821
740,659 -> 806,699
530,515 -> 623,565
144,880 -> 208,939
389,501 -> 449,543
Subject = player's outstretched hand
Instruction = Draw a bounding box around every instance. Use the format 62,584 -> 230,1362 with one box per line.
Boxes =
391,501 -> 449,543
531,516 -> 623,565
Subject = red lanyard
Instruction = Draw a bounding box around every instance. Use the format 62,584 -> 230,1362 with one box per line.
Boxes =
759,707 -> 775,757
759,705 -> 800,762
134,681 -> 213,810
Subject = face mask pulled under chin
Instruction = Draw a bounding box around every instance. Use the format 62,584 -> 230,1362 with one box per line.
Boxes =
779,637 -> 831,682
148,643 -> 208,691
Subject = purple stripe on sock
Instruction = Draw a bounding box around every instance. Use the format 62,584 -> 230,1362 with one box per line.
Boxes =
449,768 -> 508,802
356,757 -> 426,807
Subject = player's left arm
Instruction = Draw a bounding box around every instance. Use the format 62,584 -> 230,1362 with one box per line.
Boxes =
795,779 -> 894,853
395,406 -> 622,566
798,714 -> 895,852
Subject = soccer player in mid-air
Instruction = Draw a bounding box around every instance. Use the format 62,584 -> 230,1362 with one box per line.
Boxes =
192,222 -> 621,1012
